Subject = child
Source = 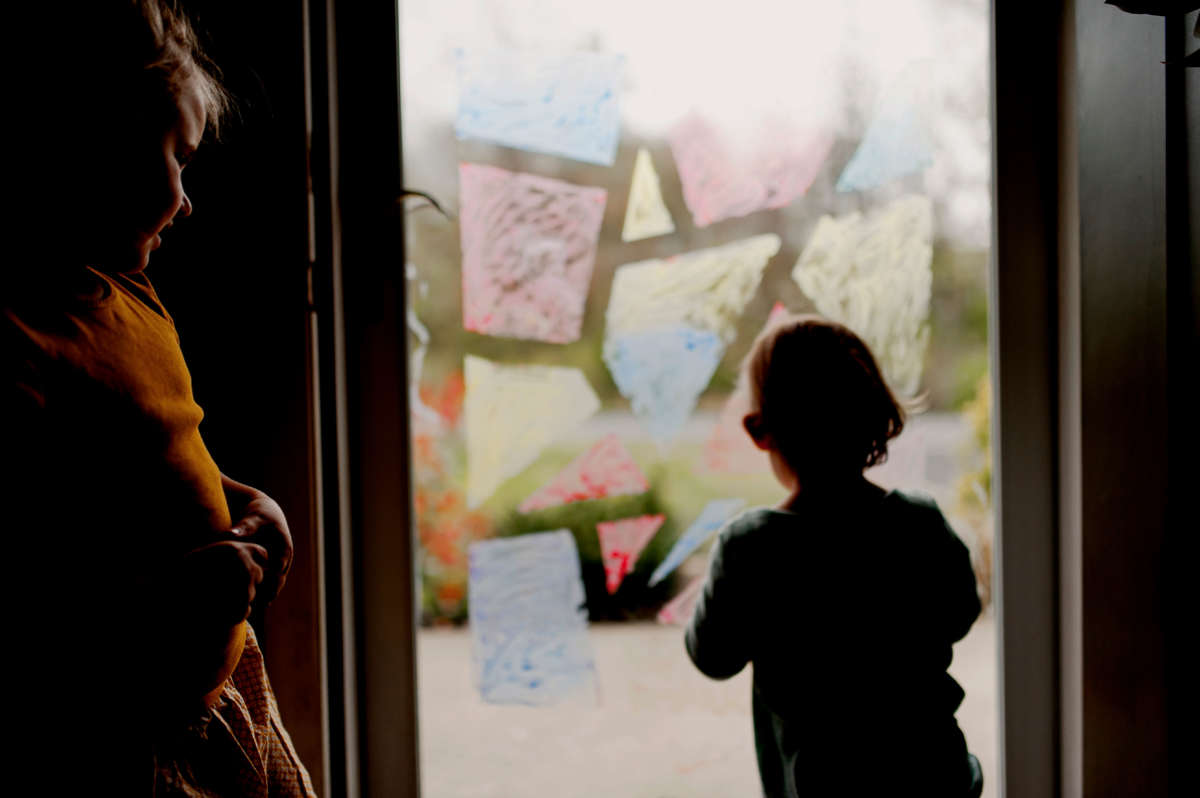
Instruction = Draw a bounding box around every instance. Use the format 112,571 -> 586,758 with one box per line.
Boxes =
2,2 -> 314,794
685,314 -> 983,798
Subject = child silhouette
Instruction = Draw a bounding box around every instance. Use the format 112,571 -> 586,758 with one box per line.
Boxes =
686,314 -> 983,797
3,1 -> 314,793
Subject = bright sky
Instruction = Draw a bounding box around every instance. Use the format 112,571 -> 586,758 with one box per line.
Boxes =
399,0 -> 991,247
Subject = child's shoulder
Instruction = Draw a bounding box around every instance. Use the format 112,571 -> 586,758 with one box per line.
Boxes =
883,487 -> 942,516
715,506 -> 796,545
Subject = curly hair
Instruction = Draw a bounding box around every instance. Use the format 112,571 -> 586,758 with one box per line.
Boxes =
745,313 -> 905,479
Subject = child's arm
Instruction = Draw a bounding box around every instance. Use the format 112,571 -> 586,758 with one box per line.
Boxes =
685,528 -> 753,679
221,473 -> 294,608
934,509 -> 982,643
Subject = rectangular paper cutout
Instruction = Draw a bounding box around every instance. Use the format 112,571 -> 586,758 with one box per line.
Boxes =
465,356 -> 601,508
460,163 -> 607,344
455,48 -> 624,166
669,113 -> 832,227
468,530 -> 594,705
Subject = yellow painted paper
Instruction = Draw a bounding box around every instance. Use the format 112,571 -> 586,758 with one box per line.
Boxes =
464,355 -> 601,507
790,195 -> 934,396
621,148 -> 675,243
606,234 -> 781,343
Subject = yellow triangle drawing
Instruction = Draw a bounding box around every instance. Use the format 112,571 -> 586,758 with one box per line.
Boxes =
606,233 -> 782,344
621,148 -> 676,243
464,355 -> 601,508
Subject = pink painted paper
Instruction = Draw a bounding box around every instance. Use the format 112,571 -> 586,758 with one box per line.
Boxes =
668,114 -> 832,228
596,514 -> 666,594
518,434 -> 649,513
656,575 -> 705,626
703,303 -> 790,473
459,163 -> 607,343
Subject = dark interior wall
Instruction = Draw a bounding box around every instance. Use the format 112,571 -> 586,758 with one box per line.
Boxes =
147,1 -> 325,789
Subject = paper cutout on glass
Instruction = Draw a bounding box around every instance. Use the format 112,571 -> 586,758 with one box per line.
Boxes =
621,148 -> 675,242
656,575 -> 705,626
703,302 -> 791,473
518,434 -> 649,513
468,530 -> 594,705
648,498 -> 746,587
669,113 -> 833,227
464,356 -> 601,507
596,514 -> 666,594
790,195 -> 934,396
459,163 -> 607,344
835,75 -> 933,192
605,233 -> 781,344
604,325 -> 724,449
455,48 -> 623,166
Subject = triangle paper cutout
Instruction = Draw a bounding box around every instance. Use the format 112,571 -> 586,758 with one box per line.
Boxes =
604,324 -> 724,449
657,575 -> 705,626
621,148 -> 676,242
518,434 -> 649,513
596,514 -> 666,594
605,234 -> 781,345
464,356 -> 601,508
648,498 -> 746,587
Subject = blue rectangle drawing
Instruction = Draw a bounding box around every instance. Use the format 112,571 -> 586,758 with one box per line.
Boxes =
455,48 -> 624,166
468,530 -> 595,705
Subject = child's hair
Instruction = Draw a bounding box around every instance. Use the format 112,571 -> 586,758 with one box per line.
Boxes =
75,1 -> 232,137
745,313 -> 905,478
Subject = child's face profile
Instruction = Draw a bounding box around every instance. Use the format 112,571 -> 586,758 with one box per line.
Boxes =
92,74 -> 207,275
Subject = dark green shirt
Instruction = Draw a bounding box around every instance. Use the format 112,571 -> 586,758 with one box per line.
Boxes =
685,489 -> 981,797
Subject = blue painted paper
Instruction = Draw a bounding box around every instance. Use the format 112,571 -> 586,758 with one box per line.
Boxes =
455,48 -> 624,166
648,498 -> 747,587
468,530 -> 594,706
603,325 -> 724,449
836,86 -> 933,192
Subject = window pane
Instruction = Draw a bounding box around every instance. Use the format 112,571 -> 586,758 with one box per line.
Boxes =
400,1 -> 995,794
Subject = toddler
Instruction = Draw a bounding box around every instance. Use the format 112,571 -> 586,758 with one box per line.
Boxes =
685,314 -> 983,797
3,1 -> 314,794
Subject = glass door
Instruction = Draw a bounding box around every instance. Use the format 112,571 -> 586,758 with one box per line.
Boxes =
398,1 -> 996,794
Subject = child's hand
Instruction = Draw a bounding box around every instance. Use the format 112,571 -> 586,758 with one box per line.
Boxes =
180,540 -> 270,627
221,473 -> 294,607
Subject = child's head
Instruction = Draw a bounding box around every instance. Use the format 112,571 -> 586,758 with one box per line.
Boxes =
742,314 -> 905,487
54,1 -> 231,274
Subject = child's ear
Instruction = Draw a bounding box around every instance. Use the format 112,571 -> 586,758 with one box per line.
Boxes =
743,412 -> 773,451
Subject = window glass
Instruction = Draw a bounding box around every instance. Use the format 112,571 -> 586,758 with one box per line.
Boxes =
401,1 -> 995,794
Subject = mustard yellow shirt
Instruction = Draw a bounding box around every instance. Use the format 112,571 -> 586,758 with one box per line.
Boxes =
2,267 -> 315,795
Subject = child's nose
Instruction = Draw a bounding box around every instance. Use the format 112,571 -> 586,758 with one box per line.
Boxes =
178,191 -> 193,218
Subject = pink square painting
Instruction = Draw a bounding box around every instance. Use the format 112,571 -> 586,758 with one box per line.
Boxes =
668,113 -> 832,228
459,163 -> 607,344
